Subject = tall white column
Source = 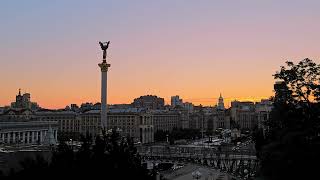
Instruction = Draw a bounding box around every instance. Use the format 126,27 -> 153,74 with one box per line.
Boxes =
99,61 -> 110,132
101,70 -> 107,129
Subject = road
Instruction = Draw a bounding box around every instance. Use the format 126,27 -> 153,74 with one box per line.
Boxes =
162,164 -> 234,180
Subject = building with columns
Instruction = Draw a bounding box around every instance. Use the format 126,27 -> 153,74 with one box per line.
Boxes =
0,118 -> 58,145
0,108 -> 58,146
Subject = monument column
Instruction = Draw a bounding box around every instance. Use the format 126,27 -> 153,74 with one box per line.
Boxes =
98,41 -> 111,132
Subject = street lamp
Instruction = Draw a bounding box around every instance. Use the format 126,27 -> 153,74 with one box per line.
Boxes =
69,138 -> 73,150
166,134 -> 169,144
192,170 -> 202,180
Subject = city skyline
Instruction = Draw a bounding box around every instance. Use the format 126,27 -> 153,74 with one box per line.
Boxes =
2,89 -> 269,109
1,0 -> 320,109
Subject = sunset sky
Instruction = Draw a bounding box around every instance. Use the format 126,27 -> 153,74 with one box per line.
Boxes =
1,0 -> 320,109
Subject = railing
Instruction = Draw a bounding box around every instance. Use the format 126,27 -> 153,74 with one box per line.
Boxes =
137,145 -> 257,160
138,145 -> 259,179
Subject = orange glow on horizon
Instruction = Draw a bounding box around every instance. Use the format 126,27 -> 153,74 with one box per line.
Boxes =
1,88 -> 273,109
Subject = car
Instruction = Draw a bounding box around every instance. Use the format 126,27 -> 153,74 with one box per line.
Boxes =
134,141 -> 141,145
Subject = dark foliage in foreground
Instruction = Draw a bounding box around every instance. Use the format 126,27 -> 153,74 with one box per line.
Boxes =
8,131 -> 153,179
254,59 -> 320,180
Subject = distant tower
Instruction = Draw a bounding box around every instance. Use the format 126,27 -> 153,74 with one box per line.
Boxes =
217,93 -> 225,110
171,95 -> 183,107
16,89 -> 23,106
98,41 -> 111,131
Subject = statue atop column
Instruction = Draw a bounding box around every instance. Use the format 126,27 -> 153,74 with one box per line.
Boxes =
99,41 -> 110,62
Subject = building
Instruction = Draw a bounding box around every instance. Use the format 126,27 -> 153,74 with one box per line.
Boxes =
204,108 -> 231,134
10,89 -> 39,110
152,111 -> 181,132
70,104 -> 80,112
132,95 -> 164,110
183,102 -> 194,113
231,101 -> 256,130
230,100 -> 274,131
0,115 -> 58,145
109,104 -> 132,109
1,109 -> 35,120
80,109 -> 154,144
236,110 -> 256,130
179,110 -> 190,129
255,99 -> 273,133
0,120 -> 58,145
0,107 -> 5,115
36,110 -> 80,140
189,113 -> 207,131
212,109 -> 230,131
80,102 -> 94,112
171,95 -> 183,108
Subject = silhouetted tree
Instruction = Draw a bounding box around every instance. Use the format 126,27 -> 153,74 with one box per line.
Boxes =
251,126 -> 265,158
258,58 -> 320,179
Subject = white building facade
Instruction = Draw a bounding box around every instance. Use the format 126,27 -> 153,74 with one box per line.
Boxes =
0,120 -> 58,145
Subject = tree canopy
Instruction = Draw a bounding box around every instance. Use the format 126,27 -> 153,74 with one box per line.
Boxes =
257,58 -> 320,180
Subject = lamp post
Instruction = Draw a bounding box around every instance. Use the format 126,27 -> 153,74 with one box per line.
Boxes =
166,134 -> 169,144
192,170 -> 202,180
70,138 -> 73,151
201,114 -> 204,144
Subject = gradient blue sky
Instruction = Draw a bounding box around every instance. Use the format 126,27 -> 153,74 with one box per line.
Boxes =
1,0 -> 320,108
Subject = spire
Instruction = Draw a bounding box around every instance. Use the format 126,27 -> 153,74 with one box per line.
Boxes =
18,88 -> 21,96
218,93 -> 225,110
